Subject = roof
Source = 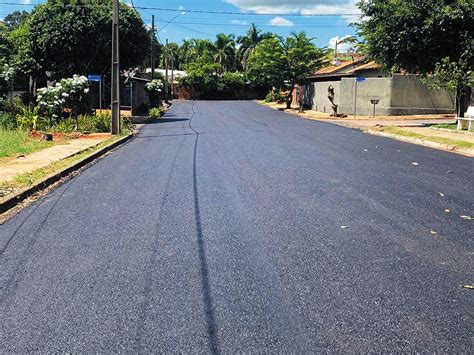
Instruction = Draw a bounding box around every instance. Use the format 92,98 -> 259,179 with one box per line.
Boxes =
314,58 -> 365,76
347,61 -> 381,74
124,76 -> 150,83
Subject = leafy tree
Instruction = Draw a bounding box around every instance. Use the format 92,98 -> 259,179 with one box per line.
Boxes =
3,10 -> 30,30
356,0 -> 474,116
237,24 -> 273,70
248,32 -> 327,108
212,33 -> 236,73
19,0 -> 149,82
160,42 -> 180,70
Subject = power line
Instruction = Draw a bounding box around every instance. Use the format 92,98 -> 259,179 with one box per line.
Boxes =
0,2 -> 362,17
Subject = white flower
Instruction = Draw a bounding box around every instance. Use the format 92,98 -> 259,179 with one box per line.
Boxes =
84,88 -> 90,93
62,92 -> 69,97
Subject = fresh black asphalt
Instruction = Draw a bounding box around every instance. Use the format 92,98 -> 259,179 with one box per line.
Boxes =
0,100 -> 472,352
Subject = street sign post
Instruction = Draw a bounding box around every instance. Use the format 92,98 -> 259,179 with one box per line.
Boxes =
354,77 -> 365,118
88,75 -> 103,111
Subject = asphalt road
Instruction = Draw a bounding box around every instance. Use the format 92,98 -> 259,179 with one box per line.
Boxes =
1,101 -> 473,352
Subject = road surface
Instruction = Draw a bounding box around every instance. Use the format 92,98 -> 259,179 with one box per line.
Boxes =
1,101 -> 472,352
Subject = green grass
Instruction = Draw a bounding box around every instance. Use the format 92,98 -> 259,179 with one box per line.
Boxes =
0,130 -> 54,158
432,123 -> 458,130
11,135 -> 125,187
382,126 -> 474,149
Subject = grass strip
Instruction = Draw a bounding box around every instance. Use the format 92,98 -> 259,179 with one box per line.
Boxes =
0,130 -> 54,158
381,126 -> 474,149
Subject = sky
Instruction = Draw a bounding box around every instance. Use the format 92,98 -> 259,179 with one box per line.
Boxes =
0,0 -> 360,50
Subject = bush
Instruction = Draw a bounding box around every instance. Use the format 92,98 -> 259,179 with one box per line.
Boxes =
16,105 -> 48,131
0,112 -> 16,130
145,79 -> 164,107
149,107 -> 165,118
51,117 -> 76,133
36,74 -> 90,121
263,90 -> 286,103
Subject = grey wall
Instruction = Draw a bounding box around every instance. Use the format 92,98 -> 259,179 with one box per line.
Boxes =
306,74 -> 455,116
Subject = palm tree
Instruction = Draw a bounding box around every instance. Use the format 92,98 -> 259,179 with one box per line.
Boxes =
212,33 -> 236,73
237,24 -> 273,70
178,39 -> 193,69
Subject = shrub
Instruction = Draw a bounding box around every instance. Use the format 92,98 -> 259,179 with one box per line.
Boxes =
145,79 -> 164,107
51,117 -> 76,133
263,90 -> 285,103
149,107 -> 164,118
92,113 -> 111,133
0,112 -> 16,130
16,105 -> 48,131
37,74 -> 90,121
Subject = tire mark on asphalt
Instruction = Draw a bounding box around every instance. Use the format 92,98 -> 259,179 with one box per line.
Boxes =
134,131 -> 187,350
189,101 -> 220,355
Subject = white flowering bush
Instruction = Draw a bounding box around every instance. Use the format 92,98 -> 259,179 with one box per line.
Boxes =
0,64 -> 15,99
145,79 -> 163,107
37,75 -> 90,121
145,79 -> 163,94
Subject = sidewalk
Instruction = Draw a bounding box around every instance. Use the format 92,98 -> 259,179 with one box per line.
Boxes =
0,135 -> 109,184
261,101 -> 473,157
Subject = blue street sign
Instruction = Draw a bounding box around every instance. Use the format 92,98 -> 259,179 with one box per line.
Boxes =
88,74 -> 102,82
356,77 -> 366,83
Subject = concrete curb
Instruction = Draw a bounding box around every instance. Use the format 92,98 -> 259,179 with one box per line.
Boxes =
366,129 -> 474,158
0,133 -> 134,215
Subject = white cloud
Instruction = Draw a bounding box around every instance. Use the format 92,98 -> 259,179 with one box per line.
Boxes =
224,0 -> 361,23
269,16 -> 294,27
328,35 -> 354,51
22,0 -> 33,3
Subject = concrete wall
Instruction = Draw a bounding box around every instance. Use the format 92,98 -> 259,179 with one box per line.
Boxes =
308,81 -> 341,114
389,74 -> 454,115
306,74 -> 455,116
339,77 -> 392,116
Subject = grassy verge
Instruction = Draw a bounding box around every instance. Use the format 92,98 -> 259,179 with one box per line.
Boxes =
380,126 -> 474,149
1,134 -> 126,191
432,123 -> 457,130
0,130 -> 54,158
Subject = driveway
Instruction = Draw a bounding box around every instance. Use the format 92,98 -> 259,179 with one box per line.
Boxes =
1,100 -> 472,352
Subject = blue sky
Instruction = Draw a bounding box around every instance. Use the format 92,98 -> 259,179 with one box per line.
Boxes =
1,1 -> 360,49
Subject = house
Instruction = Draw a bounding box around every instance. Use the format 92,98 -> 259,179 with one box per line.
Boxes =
304,59 -> 455,116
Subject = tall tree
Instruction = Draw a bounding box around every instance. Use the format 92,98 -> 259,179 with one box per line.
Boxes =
356,0 -> 474,116
247,32 -> 327,109
212,33 -> 236,73
237,24 -> 273,70
3,10 -> 30,30
15,0 -> 149,82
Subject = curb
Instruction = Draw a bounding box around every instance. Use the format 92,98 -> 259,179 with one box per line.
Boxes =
366,129 -> 474,158
0,133 -> 134,215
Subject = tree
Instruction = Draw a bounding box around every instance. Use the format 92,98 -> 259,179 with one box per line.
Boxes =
247,32 -> 327,109
3,10 -> 30,30
18,0 -> 149,82
212,33 -> 236,73
356,0 -> 474,116
237,24 -> 273,70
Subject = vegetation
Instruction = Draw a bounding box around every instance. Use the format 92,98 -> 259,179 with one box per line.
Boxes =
4,135 -> 124,190
175,28 -> 326,102
148,107 -> 165,119
356,0 -> 474,116
0,130 -> 53,158
380,126 -> 474,149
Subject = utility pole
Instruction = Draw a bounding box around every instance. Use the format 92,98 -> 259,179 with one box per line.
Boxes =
171,50 -> 174,99
151,15 -> 155,80
165,38 -> 169,102
111,0 -> 120,134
